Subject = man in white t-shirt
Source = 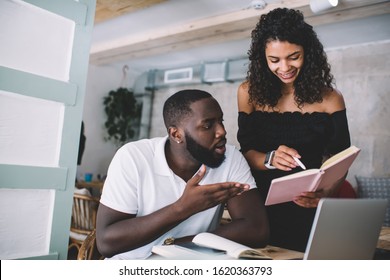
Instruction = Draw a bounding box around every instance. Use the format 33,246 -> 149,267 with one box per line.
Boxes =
96,89 -> 269,259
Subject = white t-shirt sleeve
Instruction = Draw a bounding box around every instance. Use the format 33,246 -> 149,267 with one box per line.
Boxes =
100,146 -> 139,214
227,146 -> 257,190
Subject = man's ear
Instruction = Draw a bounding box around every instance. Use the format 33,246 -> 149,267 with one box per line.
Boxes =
168,126 -> 183,144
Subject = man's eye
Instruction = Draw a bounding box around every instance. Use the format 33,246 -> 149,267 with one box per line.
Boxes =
291,56 -> 299,60
203,122 -> 211,129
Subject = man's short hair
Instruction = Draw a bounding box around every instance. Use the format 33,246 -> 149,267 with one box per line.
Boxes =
163,89 -> 212,128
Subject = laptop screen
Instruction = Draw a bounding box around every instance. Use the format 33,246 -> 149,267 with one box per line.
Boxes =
304,198 -> 387,260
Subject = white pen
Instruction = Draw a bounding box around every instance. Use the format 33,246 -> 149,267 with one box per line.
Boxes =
293,156 -> 306,170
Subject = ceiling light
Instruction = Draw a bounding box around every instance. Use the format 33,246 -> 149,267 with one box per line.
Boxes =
310,0 -> 338,14
250,0 -> 267,10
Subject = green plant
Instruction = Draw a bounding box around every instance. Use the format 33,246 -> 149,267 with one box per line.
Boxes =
103,87 -> 141,145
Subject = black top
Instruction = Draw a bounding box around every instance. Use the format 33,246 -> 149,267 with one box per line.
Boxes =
237,109 -> 351,251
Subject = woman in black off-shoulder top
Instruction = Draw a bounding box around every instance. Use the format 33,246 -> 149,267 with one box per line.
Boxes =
237,8 -> 351,252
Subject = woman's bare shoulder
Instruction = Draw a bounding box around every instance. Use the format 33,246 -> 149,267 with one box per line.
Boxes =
238,81 -> 249,95
322,88 -> 346,113
237,82 -> 254,113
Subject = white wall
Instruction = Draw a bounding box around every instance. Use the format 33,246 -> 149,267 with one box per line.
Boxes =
77,64 -> 140,181
328,41 -> 390,180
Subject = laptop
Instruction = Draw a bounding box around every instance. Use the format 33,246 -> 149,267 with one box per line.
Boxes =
304,198 -> 387,260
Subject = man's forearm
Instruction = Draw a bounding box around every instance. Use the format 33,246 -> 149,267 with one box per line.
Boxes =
97,203 -> 189,257
212,217 -> 269,249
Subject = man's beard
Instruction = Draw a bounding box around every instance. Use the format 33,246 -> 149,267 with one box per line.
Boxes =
185,133 -> 226,168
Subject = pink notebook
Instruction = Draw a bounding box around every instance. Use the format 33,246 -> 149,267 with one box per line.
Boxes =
265,146 -> 360,206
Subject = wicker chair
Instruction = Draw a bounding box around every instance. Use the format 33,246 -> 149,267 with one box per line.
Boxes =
77,228 -> 103,260
68,189 -> 100,257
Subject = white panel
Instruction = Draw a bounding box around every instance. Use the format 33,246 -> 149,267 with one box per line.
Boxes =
164,67 -> 193,84
0,189 -> 54,260
203,62 -> 226,82
0,90 -> 64,167
227,59 -> 247,81
0,0 -> 75,81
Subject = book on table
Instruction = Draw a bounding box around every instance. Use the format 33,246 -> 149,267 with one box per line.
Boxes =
265,145 -> 361,206
152,232 -> 272,259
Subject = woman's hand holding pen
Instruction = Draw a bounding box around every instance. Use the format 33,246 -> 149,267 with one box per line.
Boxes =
271,145 -> 325,208
271,145 -> 306,171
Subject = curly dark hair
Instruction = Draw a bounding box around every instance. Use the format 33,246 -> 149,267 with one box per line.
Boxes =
247,8 -> 334,108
